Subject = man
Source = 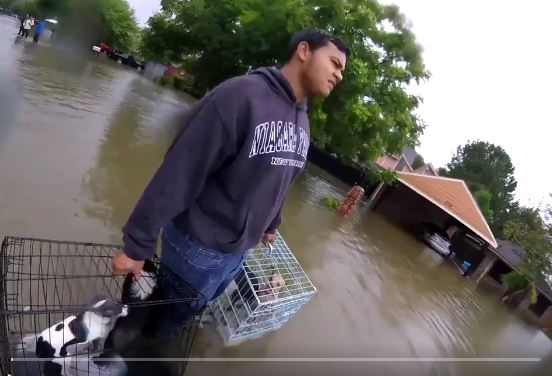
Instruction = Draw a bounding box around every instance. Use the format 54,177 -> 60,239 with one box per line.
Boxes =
112,30 -> 348,334
22,16 -> 33,39
33,19 -> 45,43
17,15 -> 26,36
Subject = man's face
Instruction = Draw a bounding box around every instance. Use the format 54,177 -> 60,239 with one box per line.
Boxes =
302,42 -> 347,98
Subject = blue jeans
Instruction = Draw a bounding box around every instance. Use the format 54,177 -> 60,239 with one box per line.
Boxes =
151,220 -> 248,337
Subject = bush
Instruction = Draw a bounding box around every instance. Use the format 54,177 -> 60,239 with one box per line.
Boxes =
321,194 -> 340,211
173,77 -> 186,91
501,271 -> 529,291
158,76 -> 171,87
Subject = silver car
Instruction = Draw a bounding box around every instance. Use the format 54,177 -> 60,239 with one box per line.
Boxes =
423,232 -> 451,257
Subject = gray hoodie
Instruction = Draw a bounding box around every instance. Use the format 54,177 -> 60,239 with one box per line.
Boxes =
122,68 -> 310,260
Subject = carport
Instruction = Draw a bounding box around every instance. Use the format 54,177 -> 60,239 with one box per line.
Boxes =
369,172 -> 497,274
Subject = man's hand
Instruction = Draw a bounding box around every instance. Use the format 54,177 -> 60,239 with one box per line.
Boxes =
112,250 -> 144,280
262,233 -> 276,246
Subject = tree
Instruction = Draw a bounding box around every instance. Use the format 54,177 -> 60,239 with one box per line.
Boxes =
31,0 -> 139,50
8,0 -> 28,15
540,195 -> 552,234
501,212 -> 552,304
140,0 -> 429,164
441,141 -> 517,235
500,271 -> 537,305
6,0 -> 39,16
412,154 -> 425,170
474,189 -> 493,223
500,202 -> 552,304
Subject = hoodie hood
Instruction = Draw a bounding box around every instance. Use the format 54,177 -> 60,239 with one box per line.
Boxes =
250,67 -> 307,111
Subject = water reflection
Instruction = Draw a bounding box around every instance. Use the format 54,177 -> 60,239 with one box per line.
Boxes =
81,76 -> 193,240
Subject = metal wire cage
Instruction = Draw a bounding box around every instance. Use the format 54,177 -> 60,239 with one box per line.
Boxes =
209,231 -> 316,344
0,236 -> 201,376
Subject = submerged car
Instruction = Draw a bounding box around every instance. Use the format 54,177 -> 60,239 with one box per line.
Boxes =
419,222 -> 451,257
423,232 -> 451,257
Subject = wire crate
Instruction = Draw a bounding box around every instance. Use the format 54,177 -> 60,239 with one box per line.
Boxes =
0,236 -> 201,376
208,231 -> 316,344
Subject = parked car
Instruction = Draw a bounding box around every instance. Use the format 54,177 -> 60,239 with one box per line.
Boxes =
106,48 -> 144,70
423,232 -> 452,257
126,55 -> 144,71
108,48 -> 128,63
418,222 -> 451,257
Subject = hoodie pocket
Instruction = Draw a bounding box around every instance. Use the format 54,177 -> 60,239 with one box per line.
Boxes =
226,211 -> 252,246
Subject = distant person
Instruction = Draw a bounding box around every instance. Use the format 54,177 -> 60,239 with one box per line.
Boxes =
17,16 -> 26,36
22,16 -> 32,39
33,19 -> 45,43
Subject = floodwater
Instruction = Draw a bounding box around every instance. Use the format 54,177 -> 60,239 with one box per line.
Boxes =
0,15 -> 550,376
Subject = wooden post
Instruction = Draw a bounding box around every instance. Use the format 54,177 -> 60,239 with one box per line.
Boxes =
539,305 -> 552,328
367,182 -> 385,210
472,251 -> 498,284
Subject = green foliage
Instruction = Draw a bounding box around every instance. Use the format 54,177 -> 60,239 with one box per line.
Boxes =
501,271 -> 530,291
539,196 -> 551,233
156,76 -> 191,92
158,76 -> 171,87
502,203 -> 551,305
321,194 -> 340,210
355,164 -> 397,187
13,0 -> 141,50
501,270 -> 539,304
441,140 -> 517,235
503,215 -> 551,279
529,284 -> 538,305
377,168 -> 397,185
412,154 -> 425,170
7,0 -> 39,16
474,189 -> 493,222
140,0 -> 429,164
7,0 -> 26,15
172,77 -> 187,91
98,0 -> 140,50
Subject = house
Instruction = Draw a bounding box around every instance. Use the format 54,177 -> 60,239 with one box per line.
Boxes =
164,63 -> 191,80
376,147 -> 417,172
402,147 -> 418,166
470,239 -> 552,329
143,62 -> 168,80
375,147 -> 439,176
414,163 -> 439,176
143,62 -> 193,82
376,154 -> 413,172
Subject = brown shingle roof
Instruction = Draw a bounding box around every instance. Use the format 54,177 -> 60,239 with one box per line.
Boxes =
396,172 -> 497,248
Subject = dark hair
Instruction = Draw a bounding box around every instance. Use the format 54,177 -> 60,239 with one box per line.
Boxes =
284,30 -> 349,62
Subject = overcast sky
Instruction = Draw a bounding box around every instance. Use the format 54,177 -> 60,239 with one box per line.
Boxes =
129,0 -> 160,27
127,0 -> 551,207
